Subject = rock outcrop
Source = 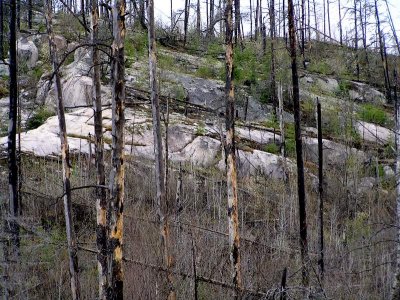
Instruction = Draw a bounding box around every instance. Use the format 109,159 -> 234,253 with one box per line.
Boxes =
17,37 -> 38,69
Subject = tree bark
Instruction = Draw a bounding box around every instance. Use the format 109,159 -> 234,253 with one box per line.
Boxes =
374,0 -> 391,102
288,0 -> 309,290
270,0 -> 277,113
45,0 -> 81,298
197,0 -> 201,35
91,0 -> 108,297
8,0 -> 20,260
225,0 -> 242,297
393,70 -> 400,300
234,0 -> 241,46
147,1 -> 176,299
384,0 -> 400,55
338,0 -> 342,45
354,0 -> 360,81
0,0 -> 3,60
316,98 -> 324,284
184,0 -> 190,45
107,0 -> 126,297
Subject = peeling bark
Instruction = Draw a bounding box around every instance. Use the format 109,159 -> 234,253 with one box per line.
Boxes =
225,0 -> 242,297
107,0 -> 126,297
91,0 -> 108,297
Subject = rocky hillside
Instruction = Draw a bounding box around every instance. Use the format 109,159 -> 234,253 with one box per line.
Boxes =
0,27 -> 398,298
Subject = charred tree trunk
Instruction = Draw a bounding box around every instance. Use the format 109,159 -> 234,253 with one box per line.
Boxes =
148,0 -> 176,299
28,0 -> 32,29
393,70 -> 400,300
184,0 -> 190,45
270,0 -> 277,114
384,0 -> 400,55
0,0 -> 3,60
327,0 -> 331,38
45,0 -> 81,298
338,0 -> 342,45
354,0 -> 359,81
255,0 -> 259,40
225,0 -> 242,297
234,0 -> 241,46
249,0 -> 253,40
107,0 -> 126,297
359,0 -> 370,81
316,98 -> 324,284
91,0 -> 108,297
374,0 -> 391,102
8,0 -> 20,259
288,0 -> 309,290
208,0 -> 215,37
196,0 -> 201,35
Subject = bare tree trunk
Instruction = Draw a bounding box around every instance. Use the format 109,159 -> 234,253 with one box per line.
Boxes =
184,0 -> 190,45
234,0 -> 241,46
359,0 -> 371,81
28,0 -> 33,29
45,1 -> 81,298
171,0 -> 173,29
323,0 -> 326,41
270,0 -> 276,114
209,0 -> 215,37
0,0 -> 3,60
312,0 -> 317,40
147,1 -> 176,299
393,69 -> 400,300
249,0 -> 253,40
316,98 -> 324,284
338,0 -> 342,45
374,0 -> 391,102
197,0 -> 201,35
107,0 -> 126,297
278,84 -> 285,157
327,0 -> 331,38
288,0 -> 309,291
354,0 -> 359,81
91,0 -> 108,297
225,0 -> 242,297
255,0 -> 259,40
8,0 -> 20,262
384,0 -> 400,55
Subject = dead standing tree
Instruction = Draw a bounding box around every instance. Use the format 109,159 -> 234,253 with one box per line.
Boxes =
90,0 -> 108,297
107,0 -> 126,297
44,0 -> 81,298
148,0 -> 176,299
288,0 -> 309,291
8,0 -> 20,260
224,0 -> 243,297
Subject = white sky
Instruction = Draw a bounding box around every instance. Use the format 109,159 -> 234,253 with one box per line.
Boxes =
153,0 -> 400,52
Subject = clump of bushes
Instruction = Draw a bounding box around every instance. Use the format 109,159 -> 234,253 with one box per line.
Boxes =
26,107 -> 54,130
358,104 -> 387,126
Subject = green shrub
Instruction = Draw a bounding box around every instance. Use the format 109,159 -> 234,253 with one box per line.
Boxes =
196,66 -> 215,79
308,61 -> 334,76
26,107 -> 54,130
358,104 -> 387,126
265,143 -> 280,154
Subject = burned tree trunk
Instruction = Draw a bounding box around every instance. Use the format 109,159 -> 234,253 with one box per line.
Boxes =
197,0 -> 201,35
288,0 -> 309,290
393,70 -> 400,300
147,0 -> 176,299
91,0 -> 108,297
225,0 -> 242,297
8,0 -> 20,259
44,0 -> 81,298
107,0 -> 126,297
316,98 -> 324,283
374,0 -> 391,102
270,0 -> 277,114
184,0 -> 190,46
234,0 -> 241,46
